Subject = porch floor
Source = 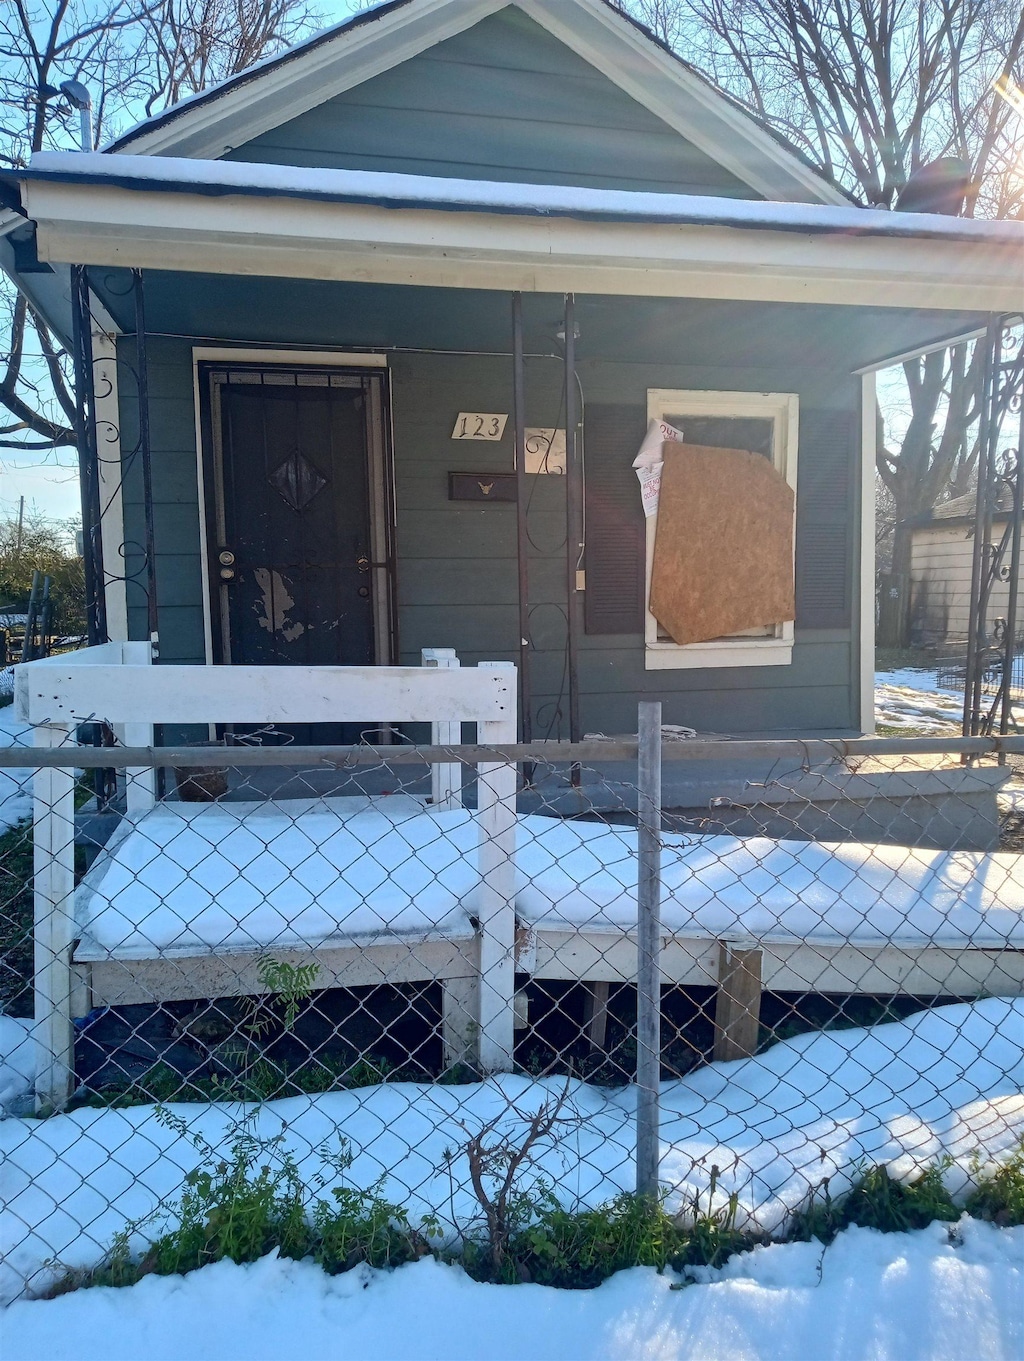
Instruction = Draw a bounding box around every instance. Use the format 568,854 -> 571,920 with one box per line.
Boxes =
74,795 -> 1024,964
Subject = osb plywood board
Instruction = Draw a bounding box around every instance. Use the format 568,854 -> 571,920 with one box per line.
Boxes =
650,442 -> 795,645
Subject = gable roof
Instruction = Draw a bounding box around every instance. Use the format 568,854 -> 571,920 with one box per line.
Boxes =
107,0 -> 849,206
916,486 -> 1017,527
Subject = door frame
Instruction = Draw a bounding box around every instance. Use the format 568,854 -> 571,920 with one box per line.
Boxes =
192,347 -> 397,667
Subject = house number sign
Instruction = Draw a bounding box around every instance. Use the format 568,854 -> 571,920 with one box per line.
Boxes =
452,412 -> 508,440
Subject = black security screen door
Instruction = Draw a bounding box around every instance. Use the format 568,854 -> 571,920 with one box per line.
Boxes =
206,366 -> 384,741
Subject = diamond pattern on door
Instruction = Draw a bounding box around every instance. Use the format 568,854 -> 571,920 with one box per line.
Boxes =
269,450 -> 327,511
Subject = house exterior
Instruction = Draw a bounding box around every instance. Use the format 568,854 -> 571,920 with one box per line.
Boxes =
909,489 -> 1021,648
2,0 -> 1021,744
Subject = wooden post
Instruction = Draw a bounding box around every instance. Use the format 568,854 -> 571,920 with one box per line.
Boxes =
636,700 -> 662,1198
441,974 -> 479,1071
583,980 -> 611,1050
33,721 -> 77,1110
713,944 -> 763,1063
122,641 -> 156,815
476,662 -> 518,1072
421,647 -> 462,810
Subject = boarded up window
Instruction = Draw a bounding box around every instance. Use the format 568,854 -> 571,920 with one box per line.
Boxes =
583,404 -> 647,634
649,442 -> 795,645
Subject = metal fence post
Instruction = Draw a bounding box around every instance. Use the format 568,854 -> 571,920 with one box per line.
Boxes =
636,699 -> 662,1198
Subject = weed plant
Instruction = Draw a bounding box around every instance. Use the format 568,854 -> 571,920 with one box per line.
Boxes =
472,1188 -> 750,1288
966,1142 -> 1024,1225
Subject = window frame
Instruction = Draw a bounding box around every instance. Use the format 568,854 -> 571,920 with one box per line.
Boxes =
643,388 -> 799,671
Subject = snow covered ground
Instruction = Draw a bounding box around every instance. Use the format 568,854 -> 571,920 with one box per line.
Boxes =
0,1016 -> 39,1114
2,997 -> 1022,1302
875,668 -> 964,733
3,1220 -> 1022,1361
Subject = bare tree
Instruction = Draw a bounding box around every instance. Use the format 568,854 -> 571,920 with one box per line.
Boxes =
0,0 -> 321,457
618,0 -> 1024,639
140,0 -> 321,113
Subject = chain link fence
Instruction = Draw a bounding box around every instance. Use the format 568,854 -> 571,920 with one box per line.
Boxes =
2,696 -> 1024,1299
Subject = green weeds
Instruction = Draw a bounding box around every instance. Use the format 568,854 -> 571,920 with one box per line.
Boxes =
40,1118 -> 1024,1298
966,1142 -> 1024,1226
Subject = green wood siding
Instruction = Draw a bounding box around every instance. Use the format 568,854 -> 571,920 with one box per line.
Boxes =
114,300 -> 863,736
388,351 -> 859,736
227,9 -> 757,197
117,337 -> 207,666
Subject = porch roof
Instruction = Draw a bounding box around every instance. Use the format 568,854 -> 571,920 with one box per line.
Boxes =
16,152 -> 1007,239
4,152 -> 1022,317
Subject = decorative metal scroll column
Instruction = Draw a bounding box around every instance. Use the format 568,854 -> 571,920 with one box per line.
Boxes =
963,314 -> 1024,737
69,266 -> 108,645
131,269 -> 160,654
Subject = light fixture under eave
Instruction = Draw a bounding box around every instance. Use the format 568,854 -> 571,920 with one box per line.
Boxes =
993,72 -> 1024,121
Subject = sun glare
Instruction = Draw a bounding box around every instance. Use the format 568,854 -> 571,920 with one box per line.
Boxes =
993,72 -> 1024,120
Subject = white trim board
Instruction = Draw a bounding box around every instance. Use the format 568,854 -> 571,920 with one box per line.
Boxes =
28,185 -> 1023,313
108,0 -> 844,206
859,372 -> 877,735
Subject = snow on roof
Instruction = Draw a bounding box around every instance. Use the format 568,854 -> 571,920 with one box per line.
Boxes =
22,151 -> 1024,243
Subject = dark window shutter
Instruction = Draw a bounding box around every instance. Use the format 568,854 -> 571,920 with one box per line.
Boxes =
584,404 -> 647,634
795,409 -> 856,629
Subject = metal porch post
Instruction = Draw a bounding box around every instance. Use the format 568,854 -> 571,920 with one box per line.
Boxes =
132,270 -> 160,655
563,295 -> 583,750
512,293 -> 533,754
70,266 -> 107,645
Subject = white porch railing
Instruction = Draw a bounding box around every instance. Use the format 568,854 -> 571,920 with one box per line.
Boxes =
16,648 -> 517,1108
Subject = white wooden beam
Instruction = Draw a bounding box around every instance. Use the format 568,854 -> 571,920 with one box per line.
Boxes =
16,661 -> 516,727
120,641 -> 156,814
32,721 -> 77,1110
476,662 -> 518,1072
422,647 -> 462,810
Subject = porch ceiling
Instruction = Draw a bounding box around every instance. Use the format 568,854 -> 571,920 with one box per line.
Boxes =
88,269 -> 990,375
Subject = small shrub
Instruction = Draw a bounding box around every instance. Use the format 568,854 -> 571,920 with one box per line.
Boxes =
495,1189 -> 750,1289
789,1164 -> 958,1242
140,1132 -> 313,1277
0,818 -> 37,1016
314,1183 -> 431,1273
844,1164 -> 958,1234
967,1141 -> 1024,1226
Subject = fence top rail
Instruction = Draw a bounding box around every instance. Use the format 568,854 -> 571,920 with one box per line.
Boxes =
0,733 -> 1019,768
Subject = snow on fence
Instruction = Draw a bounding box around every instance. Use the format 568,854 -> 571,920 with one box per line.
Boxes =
2,662 -> 1024,1299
